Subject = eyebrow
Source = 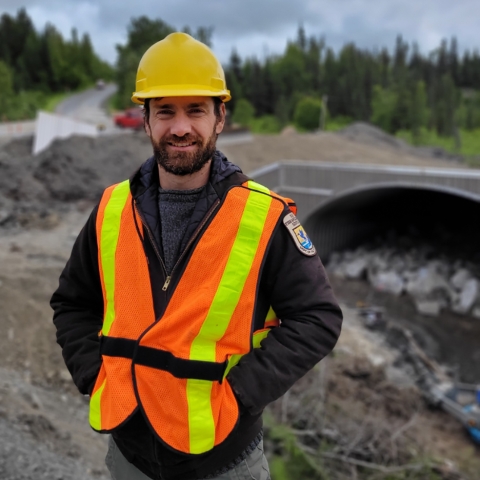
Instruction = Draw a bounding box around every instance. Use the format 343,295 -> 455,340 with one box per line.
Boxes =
153,101 -> 209,109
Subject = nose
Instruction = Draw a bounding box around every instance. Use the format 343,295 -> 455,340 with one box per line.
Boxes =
170,111 -> 192,137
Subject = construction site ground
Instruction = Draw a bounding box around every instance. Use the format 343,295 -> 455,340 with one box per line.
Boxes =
0,126 -> 479,479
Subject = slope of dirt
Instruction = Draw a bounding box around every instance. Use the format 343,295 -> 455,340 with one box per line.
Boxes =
219,128 -> 471,176
0,128 -> 478,479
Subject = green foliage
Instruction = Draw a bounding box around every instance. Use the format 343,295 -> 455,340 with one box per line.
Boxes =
409,81 -> 429,142
232,98 -> 255,127
294,97 -> 322,131
0,60 -> 13,119
0,8 -> 113,118
1,90 -> 47,121
222,25 -> 480,142
232,97 -> 281,133
325,115 -> 354,132
266,422 -> 328,480
371,85 -> 398,133
458,90 -> 480,130
0,60 -> 51,121
397,126 -> 480,159
248,115 -> 282,134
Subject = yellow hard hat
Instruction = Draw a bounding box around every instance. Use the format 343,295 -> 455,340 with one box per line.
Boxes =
131,32 -> 231,104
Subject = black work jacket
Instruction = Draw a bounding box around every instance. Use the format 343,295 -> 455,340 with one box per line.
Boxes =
51,150 -> 343,480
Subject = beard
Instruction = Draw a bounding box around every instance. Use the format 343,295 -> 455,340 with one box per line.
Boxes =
152,123 -> 218,176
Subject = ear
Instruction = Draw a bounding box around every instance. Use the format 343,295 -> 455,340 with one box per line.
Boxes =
215,103 -> 226,134
144,114 -> 151,137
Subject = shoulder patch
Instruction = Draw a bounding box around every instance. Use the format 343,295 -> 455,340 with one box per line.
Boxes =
283,213 -> 316,256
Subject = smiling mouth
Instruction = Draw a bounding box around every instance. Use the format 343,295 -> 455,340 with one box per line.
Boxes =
168,141 -> 197,147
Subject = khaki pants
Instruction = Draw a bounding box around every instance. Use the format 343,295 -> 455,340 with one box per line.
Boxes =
105,436 -> 271,480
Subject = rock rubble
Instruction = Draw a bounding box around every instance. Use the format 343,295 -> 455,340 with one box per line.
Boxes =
327,244 -> 480,318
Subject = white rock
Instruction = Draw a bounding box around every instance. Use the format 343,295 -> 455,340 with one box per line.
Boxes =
345,257 -> 368,279
452,278 -> 479,315
406,266 -> 450,299
371,271 -> 404,296
415,299 -> 443,317
450,268 -> 472,291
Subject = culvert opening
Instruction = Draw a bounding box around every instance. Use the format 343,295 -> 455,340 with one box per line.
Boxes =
305,185 -> 480,383
305,185 -> 480,262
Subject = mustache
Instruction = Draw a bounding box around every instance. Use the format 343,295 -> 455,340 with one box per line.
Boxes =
161,133 -> 200,144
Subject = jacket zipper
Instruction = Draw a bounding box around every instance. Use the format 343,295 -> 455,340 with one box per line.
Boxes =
163,198 -> 221,290
134,198 -> 221,293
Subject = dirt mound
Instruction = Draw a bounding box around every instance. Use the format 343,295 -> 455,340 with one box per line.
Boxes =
0,133 -> 152,229
219,130 -> 471,177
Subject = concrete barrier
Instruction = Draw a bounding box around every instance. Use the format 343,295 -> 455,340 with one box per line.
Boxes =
33,111 -> 98,155
0,120 -> 36,138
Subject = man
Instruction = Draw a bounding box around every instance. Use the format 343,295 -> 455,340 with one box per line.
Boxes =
51,32 -> 342,480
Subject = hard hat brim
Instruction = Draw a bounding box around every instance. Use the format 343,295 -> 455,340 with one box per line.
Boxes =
132,86 -> 231,105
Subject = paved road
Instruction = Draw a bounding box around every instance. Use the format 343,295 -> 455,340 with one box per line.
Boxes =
55,83 -> 118,132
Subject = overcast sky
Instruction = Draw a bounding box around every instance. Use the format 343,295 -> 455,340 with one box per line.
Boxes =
1,0 -> 478,66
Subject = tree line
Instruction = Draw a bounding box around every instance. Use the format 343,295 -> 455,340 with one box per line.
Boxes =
225,27 -> 480,139
2,9 -> 480,144
0,8 -> 112,121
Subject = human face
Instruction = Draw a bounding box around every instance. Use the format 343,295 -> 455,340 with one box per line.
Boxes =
145,96 -> 225,176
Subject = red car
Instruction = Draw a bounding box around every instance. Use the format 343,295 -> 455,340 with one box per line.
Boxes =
114,108 -> 144,130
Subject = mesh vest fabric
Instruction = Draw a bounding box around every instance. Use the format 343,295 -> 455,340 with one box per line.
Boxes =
90,180 -> 287,454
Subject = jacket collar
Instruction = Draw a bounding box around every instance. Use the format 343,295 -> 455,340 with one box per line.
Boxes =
130,149 -> 241,199
129,149 -> 244,254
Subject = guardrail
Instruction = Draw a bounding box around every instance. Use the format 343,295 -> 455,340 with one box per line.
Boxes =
0,120 -> 36,138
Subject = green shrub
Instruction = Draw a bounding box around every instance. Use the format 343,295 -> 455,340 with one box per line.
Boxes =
232,98 -> 255,127
248,115 -> 281,134
294,97 -> 322,131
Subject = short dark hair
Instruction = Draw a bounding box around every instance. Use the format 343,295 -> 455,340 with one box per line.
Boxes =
143,97 -> 223,122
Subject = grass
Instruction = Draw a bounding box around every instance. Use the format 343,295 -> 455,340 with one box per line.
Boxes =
396,127 -> 480,166
42,91 -> 74,112
324,115 -> 354,132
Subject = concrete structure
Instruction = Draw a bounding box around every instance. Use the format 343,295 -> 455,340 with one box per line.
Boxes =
250,161 -> 480,259
33,111 -> 98,155
0,120 -> 35,139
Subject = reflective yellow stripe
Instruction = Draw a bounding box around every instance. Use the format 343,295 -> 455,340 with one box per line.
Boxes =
90,181 -> 130,431
265,306 -> 276,322
223,329 -> 271,379
186,188 -> 272,453
252,329 -> 269,348
247,180 -> 270,195
89,378 -> 106,430
100,180 -> 130,336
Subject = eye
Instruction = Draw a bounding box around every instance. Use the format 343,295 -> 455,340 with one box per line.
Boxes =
189,107 -> 206,115
157,109 -> 174,116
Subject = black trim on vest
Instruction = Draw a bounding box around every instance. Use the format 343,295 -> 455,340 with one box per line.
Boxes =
100,336 -> 228,382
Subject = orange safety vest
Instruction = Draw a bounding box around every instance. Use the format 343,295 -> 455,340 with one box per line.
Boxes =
89,179 -> 292,454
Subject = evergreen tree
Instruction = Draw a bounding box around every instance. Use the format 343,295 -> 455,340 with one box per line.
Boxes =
0,60 -> 13,119
409,81 -> 428,142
